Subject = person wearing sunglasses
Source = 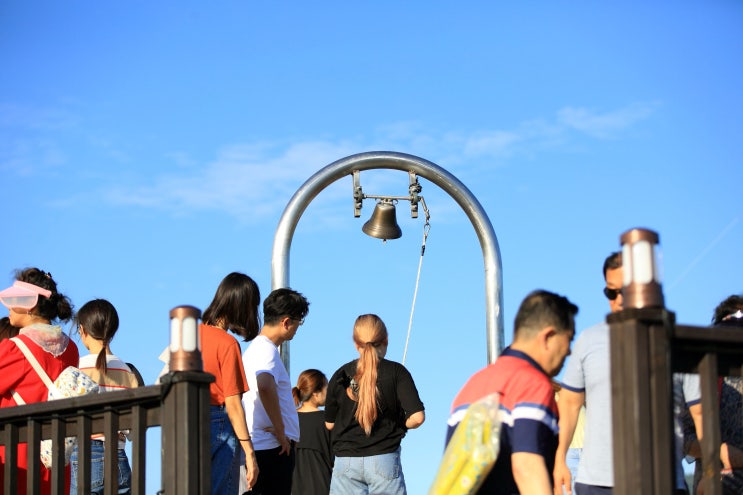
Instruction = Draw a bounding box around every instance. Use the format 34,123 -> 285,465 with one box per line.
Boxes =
0,267 -> 79,495
554,252 -> 703,495
240,288 -> 310,495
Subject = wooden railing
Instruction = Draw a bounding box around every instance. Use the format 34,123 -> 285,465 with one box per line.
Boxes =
0,370 -> 213,495
610,307 -> 743,495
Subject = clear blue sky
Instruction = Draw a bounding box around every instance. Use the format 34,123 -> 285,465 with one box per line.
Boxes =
2,2 -> 742,493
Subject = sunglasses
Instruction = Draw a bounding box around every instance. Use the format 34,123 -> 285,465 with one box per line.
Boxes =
603,287 -> 622,300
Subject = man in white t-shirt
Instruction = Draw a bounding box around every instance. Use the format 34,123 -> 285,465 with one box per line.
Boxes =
241,288 -> 310,495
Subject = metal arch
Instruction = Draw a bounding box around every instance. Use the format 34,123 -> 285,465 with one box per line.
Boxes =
271,151 -> 504,374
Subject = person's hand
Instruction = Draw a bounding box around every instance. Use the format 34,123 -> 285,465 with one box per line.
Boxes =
244,452 -> 259,491
552,460 -> 572,495
275,431 -> 292,456
262,426 -> 292,455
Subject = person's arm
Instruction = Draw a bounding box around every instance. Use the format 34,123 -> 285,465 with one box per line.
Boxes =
553,389 -> 584,495
405,410 -> 425,429
224,393 -> 259,489
684,402 -> 704,458
256,372 -> 291,455
721,443 -> 743,470
513,452 -> 553,495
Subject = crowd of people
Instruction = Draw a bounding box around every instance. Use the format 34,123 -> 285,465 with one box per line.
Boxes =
0,259 -> 739,495
445,251 -> 742,495
0,268 -> 426,495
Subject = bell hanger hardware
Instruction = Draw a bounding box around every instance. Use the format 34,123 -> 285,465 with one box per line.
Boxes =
353,170 -> 430,242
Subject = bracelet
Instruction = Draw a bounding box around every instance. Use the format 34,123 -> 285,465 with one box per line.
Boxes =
238,437 -> 252,442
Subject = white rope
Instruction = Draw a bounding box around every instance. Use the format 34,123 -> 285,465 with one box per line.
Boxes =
402,221 -> 430,366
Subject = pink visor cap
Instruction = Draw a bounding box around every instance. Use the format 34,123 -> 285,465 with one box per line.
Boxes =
0,281 -> 52,310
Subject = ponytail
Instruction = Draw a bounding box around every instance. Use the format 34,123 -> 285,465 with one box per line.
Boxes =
351,314 -> 388,436
354,342 -> 381,435
96,346 -> 108,375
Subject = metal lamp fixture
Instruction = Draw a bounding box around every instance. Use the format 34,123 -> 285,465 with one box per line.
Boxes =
169,305 -> 203,372
620,227 -> 664,309
353,170 -> 428,241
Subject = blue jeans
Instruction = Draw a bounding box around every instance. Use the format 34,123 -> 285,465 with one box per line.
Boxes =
565,447 -> 582,495
329,447 -> 406,495
70,440 -> 132,495
210,405 -> 240,495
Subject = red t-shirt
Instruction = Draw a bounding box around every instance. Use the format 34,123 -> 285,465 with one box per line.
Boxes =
200,323 -> 249,406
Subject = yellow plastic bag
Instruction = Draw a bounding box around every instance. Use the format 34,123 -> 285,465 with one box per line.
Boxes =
428,393 -> 501,495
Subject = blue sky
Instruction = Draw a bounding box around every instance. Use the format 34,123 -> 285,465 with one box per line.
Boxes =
2,2 -> 742,493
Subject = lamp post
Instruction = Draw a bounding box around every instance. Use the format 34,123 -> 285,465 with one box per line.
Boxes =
169,305 -> 203,372
620,228 -> 664,309
161,305 -> 212,494
271,151 -> 504,373
609,227 -> 675,495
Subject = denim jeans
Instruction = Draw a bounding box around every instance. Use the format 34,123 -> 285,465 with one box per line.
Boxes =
211,404 -> 240,495
70,440 -> 132,495
565,447 -> 582,495
329,447 -> 406,495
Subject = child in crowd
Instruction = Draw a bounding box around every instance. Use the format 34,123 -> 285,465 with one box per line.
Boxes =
71,299 -> 140,495
292,369 -> 333,495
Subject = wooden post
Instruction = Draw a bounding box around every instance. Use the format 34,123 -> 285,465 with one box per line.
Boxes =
608,308 -> 675,495
160,371 -> 213,495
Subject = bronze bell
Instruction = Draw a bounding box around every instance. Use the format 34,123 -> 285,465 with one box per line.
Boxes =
362,201 -> 402,240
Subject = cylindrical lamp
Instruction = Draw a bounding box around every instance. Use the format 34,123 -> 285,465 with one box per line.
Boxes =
169,305 -> 203,372
620,228 -> 664,309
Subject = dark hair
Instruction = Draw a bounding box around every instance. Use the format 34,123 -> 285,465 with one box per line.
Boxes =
262,288 -> 309,326
14,268 -> 74,323
202,272 -> 261,341
292,368 -> 328,406
513,289 -> 579,340
712,295 -> 743,327
603,251 -> 623,279
0,316 -> 20,341
76,299 -> 120,375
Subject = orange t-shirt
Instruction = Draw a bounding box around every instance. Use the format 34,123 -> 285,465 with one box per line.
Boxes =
200,323 -> 249,406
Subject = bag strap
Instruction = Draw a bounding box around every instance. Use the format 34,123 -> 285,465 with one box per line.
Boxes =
11,390 -> 25,405
11,336 -> 55,390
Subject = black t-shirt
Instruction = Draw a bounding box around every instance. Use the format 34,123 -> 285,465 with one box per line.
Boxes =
324,358 -> 424,457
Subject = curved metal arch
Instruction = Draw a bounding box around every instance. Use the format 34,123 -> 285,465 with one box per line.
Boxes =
271,151 -> 504,373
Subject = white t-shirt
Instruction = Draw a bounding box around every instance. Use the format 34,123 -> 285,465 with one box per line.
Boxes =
241,335 -> 299,450
78,353 -> 139,449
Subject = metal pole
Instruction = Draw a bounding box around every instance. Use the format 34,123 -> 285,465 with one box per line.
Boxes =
271,151 -> 504,374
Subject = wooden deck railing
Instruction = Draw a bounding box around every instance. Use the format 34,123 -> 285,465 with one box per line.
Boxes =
0,370 -> 213,495
610,307 -> 743,495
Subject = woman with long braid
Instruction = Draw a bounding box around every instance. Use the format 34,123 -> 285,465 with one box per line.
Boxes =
324,314 -> 425,495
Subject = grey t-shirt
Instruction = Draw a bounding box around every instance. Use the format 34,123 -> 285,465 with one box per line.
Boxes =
562,321 -> 701,489
562,322 -> 614,487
